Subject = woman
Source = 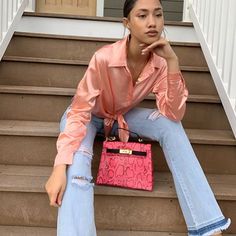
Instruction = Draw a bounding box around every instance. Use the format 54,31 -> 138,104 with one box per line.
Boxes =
45,0 -> 231,235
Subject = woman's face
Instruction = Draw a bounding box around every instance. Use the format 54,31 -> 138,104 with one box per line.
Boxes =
125,0 -> 164,45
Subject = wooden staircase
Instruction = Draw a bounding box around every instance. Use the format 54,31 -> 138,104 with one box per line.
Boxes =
0,27 -> 236,235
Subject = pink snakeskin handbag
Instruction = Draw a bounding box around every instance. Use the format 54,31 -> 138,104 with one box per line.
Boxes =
96,130 -> 153,191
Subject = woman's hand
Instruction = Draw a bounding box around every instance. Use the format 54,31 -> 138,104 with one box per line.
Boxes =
140,37 -> 176,60
140,37 -> 180,73
45,164 -> 67,207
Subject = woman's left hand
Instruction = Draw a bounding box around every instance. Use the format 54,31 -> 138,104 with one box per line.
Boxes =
140,37 -> 177,61
141,37 -> 180,73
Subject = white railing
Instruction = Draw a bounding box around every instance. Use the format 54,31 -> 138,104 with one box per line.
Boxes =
0,0 -> 29,60
184,0 -> 236,138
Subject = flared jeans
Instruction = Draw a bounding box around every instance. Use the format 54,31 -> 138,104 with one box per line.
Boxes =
57,107 -> 231,236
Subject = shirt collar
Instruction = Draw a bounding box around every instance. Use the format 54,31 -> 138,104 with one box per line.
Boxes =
108,35 -> 162,69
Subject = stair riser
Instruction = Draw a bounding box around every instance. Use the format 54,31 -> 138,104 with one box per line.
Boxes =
0,192 -> 235,233
184,71 -> 218,96
1,136 -> 236,174
0,61 -> 216,95
0,93 -> 230,130
5,35 -> 207,67
0,61 -> 85,88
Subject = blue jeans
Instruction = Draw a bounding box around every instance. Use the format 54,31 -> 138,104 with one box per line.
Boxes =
57,107 -> 231,236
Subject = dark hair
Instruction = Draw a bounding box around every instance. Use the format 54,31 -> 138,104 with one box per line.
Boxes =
123,0 -> 162,18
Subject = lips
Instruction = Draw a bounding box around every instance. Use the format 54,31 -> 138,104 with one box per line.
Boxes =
146,30 -> 158,37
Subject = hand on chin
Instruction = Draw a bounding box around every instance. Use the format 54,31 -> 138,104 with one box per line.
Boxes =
141,35 -> 161,46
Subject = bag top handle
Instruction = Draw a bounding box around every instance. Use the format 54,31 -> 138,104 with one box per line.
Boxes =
107,127 -> 143,143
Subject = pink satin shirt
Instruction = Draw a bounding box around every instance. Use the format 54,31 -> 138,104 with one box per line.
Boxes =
54,35 -> 188,166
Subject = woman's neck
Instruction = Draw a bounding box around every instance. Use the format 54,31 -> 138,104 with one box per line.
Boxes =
127,36 -> 150,63
126,35 -> 151,84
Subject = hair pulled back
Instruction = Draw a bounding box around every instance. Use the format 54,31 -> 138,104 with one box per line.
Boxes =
123,0 -> 162,18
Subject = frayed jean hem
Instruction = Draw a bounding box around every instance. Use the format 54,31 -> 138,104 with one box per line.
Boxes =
188,218 -> 231,236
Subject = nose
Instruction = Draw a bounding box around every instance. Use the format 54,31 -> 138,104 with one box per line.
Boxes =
147,15 -> 156,28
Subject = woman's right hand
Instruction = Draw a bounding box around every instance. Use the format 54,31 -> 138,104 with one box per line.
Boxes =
45,164 -> 67,207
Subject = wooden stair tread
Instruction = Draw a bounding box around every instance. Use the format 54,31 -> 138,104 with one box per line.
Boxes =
4,226 -> 231,236
14,31 -> 199,47
2,55 -> 209,71
15,31 -> 118,42
0,226 -> 235,236
0,85 -> 220,103
2,55 -> 88,65
0,165 -> 235,201
0,84 -> 76,96
0,120 -> 235,145
0,226 -> 56,235
0,120 -> 59,137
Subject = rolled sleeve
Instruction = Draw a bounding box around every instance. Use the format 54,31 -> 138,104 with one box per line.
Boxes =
153,65 -> 188,121
54,54 -> 101,166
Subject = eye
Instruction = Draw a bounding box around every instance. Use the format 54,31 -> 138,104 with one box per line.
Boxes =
156,13 -> 163,17
138,14 -> 147,19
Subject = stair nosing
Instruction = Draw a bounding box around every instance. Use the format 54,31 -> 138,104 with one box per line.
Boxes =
0,120 -> 235,145
1,56 -> 210,72
14,31 -> 200,47
0,85 -> 220,103
0,165 -> 235,201
2,55 -> 88,66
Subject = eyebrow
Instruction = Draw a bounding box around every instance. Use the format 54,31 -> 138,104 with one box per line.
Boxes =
137,7 -> 163,12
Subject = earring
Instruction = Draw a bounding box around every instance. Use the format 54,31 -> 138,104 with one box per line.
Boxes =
162,28 -> 167,39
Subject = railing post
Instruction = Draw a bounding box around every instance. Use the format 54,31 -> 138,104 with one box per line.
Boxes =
203,0 -> 210,36
25,0 -> 36,12
200,1 -> 206,29
0,0 -> 2,42
217,0 -> 228,72
207,0 -> 216,50
229,16 -> 236,101
2,0 -> 8,33
212,0 -> 222,59
96,0 -> 104,17
8,0 -> 13,23
183,0 -> 193,22
222,0 -> 236,86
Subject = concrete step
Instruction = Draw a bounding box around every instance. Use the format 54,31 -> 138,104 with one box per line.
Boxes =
0,85 -> 230,130
5,32 -> 208,67
0,165 -> 235,233
0,226 -> 235,236
0,120 -> 235,174
0,56 -> 217,96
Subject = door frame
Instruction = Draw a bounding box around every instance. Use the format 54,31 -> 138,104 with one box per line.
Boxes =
25,0 -> 104,16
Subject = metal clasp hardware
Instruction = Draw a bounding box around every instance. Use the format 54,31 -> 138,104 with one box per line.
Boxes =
119,149 -> 132,155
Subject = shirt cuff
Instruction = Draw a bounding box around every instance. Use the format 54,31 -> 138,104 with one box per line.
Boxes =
54,149 -> 74,167
167,71 -> 184,81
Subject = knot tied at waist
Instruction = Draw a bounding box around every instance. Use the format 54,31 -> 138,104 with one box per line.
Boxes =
104,114 -> 129,142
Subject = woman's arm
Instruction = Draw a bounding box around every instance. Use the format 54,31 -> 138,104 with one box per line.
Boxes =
54,53 -> 102,166
141,37 -> 188,121
45,53 -> 102,207
152,62 -> 188,121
